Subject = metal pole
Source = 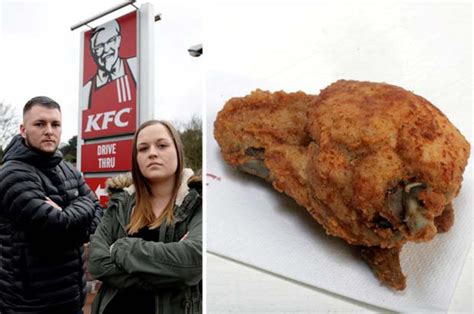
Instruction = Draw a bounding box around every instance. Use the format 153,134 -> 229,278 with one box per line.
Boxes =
76,33 -> 85,171
138,2 -> 155,122
70,0 -> 136,31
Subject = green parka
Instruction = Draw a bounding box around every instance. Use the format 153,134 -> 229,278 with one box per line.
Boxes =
88,170 -> 202,314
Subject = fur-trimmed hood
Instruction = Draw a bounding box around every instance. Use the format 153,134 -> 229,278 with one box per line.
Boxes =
106,168 -> 196,206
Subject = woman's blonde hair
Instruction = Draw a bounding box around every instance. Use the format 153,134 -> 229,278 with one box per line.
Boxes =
127,120 -> 185,234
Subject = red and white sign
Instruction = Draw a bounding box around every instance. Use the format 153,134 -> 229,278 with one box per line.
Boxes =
81,138 -> 133,173
82,106 -> 136,139
85,177 -> 110,207
81,11 -> 138,140
77,4 -> 155,200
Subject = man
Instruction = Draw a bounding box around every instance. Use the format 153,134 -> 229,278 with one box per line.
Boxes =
0,96 -> 103,314
82,19 -> 137,109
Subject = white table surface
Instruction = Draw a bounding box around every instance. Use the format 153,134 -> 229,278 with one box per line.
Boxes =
206,246 -> 472,313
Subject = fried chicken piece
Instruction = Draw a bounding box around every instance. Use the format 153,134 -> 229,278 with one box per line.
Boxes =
359,245 -> 406,290
435,204 -> 454,233
214,89 -> 315,209
214,89 -> 312,172
306,80 -> 470,248
213,80 -> 470,290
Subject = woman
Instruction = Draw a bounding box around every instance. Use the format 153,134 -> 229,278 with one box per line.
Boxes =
89,120 -> 202,314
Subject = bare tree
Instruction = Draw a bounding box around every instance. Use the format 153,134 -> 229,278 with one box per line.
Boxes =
0,102 -> 19,148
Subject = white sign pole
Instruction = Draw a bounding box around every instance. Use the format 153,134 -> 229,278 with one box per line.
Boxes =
76,31 -> 85,171
138,3 -> 155,124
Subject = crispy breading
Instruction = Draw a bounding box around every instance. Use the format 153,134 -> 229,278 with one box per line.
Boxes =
359,245 -> 406,291
214,89 -> 316,211
213,80 -> 470,290
214,89 -> 312,168
306,80 -> 470,247
435,204 -> 454,233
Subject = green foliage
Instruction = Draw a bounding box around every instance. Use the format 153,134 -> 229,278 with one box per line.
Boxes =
60,136 -> 77,164
176,116 -> 202,172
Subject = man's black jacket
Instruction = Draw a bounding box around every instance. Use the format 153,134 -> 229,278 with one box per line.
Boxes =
0,135 -> 103,314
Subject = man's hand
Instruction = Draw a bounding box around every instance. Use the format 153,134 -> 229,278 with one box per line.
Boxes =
45,197 -> 62,211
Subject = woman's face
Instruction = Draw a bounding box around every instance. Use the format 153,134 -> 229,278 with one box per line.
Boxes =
136,123 -> 178,183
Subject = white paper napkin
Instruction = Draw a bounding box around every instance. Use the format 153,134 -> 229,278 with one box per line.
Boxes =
207,151 -> 472,312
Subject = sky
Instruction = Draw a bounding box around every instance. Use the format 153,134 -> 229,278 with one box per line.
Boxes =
0,0 -> 203,143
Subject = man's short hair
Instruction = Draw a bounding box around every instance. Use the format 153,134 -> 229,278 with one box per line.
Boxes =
23,96 -> 61,116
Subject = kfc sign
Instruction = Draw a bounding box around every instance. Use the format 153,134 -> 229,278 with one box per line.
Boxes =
82,107 -> 136,139
81,11 -> 138,139
77,4 -> 154,197
81,139 -> 133,173
84,108 -> 132,132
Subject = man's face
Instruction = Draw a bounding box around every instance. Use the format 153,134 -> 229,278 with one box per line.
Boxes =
91,27 -> 121,72
20,105 -> 62,154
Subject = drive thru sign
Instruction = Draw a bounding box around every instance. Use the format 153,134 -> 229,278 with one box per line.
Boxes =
81,139 -> 133,173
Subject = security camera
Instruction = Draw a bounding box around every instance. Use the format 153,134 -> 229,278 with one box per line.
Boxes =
188,44 -> 203,57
